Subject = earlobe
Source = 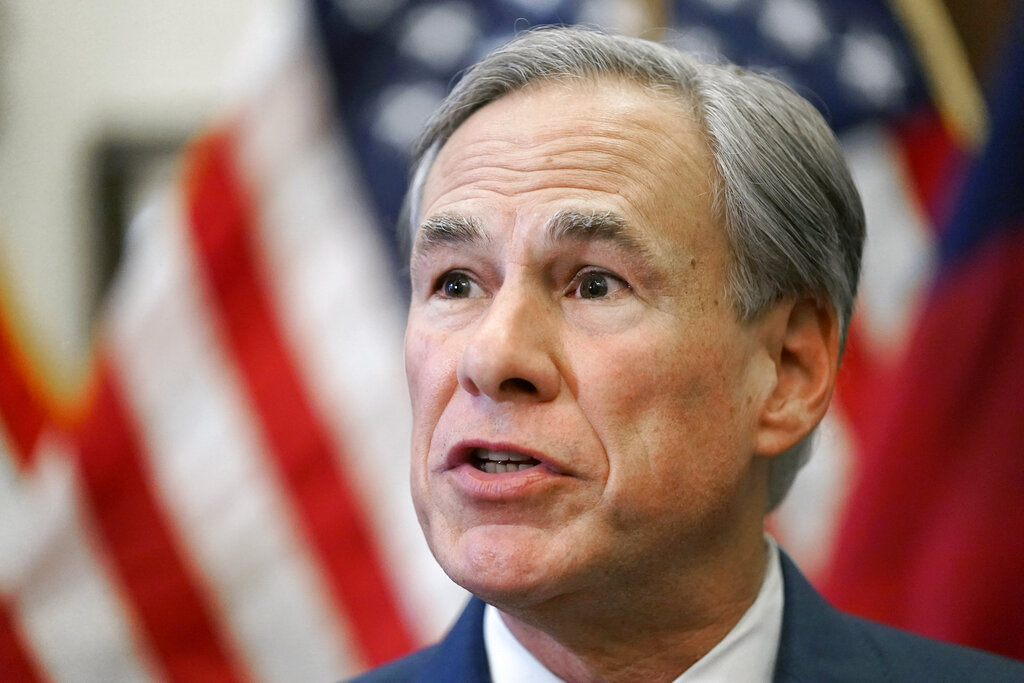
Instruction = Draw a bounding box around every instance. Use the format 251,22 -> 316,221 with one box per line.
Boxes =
755,297 -> 840,457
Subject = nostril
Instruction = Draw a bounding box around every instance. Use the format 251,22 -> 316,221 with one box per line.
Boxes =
461,377 -> 481,396
499,377 -> 537,394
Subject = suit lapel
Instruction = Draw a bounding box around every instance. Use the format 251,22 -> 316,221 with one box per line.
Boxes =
415,598 -> 492,683
773,552 -> 887,682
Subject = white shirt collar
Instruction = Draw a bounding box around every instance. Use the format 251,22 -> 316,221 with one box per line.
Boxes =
484,538 -> 784,683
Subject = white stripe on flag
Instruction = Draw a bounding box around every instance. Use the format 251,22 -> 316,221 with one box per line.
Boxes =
771,409 -> 856,574
0,435 -> 158,683
106,195 -> 354,681
232,18 -> 466,644
844,124 -> 936,355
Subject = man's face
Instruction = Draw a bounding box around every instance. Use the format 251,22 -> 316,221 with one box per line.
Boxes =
405,79 -> 776,609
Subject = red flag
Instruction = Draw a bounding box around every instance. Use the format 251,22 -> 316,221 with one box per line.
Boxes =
820,9 -> 1024,660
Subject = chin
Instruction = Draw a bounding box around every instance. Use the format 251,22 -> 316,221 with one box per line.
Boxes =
433,524 -> 572,608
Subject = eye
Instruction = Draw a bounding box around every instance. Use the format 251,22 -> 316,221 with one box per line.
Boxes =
572,270 -> 629,300
436,271 -> 480,299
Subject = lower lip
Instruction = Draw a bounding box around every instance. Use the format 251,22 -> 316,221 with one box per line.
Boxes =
448,462 -> 563,500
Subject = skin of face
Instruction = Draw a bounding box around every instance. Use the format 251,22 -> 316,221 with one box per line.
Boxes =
405,78 -> 792,634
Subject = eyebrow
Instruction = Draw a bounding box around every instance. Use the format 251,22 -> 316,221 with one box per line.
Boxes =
414,213 -> 485,253
545,210 -> 646,255
413,209 -> 647,255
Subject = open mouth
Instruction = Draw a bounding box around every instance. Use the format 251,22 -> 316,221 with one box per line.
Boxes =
471,449 -> 541,474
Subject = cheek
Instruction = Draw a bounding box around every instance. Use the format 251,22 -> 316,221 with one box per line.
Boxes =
404,325 -> 463,481
405,327 -> 457,522
578,329 -> 720,425
578,329 -> 755,500
405,325 -> 459,415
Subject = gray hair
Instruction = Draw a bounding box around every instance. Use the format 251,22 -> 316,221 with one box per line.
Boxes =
402,26 -> 864,511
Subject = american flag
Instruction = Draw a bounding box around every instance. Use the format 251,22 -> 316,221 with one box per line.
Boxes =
2,0 -> 1016,681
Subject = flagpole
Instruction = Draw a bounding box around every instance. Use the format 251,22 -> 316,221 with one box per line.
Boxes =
887,0 -> 989,149
614,0 -> 671,39
638,0 -> 670,33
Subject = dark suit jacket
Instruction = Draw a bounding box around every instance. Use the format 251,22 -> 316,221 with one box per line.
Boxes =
350,553 -> 1024,682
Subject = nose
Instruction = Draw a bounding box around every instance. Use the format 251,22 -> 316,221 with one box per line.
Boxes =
457,281 -> 561,402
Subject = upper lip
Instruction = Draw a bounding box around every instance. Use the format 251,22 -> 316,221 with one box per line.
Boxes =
444,439 -> 559,473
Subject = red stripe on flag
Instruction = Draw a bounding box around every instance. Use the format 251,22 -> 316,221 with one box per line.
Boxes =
73,356 -> 249,682
833,319 -> 886,449
183,129 -> 416,666
892,109 -> 966,231
0,307 -> 50,467
0,596 -> 47,683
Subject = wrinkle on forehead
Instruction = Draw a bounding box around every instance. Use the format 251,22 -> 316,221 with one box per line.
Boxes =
420,79 -> 715,218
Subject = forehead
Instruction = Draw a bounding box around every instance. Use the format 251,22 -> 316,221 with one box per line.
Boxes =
417,78 -> 724,262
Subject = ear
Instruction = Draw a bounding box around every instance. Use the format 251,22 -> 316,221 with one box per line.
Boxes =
755,297 -> 840,457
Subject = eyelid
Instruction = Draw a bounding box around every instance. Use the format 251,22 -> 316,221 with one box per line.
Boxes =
434,269 -> 485,299
568,267 -> 631,298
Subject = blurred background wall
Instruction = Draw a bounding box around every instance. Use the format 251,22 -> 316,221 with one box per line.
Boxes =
0,0 -> 284,390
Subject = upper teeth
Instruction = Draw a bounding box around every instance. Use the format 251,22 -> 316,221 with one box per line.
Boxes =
478,450 -> 534,463
474,449 -> 538,473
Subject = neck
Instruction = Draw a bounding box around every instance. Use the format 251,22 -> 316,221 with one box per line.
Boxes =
498,536 -> 770,683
